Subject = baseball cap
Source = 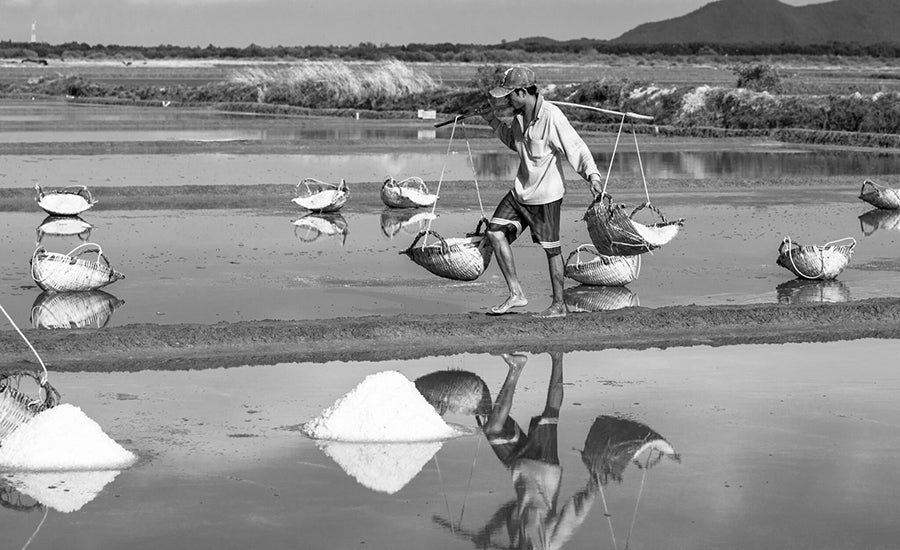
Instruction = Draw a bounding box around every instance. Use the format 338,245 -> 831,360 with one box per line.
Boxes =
489,66 -> 536,98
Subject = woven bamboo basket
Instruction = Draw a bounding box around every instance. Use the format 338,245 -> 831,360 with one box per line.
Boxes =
584,194 -> 683,256
564,284 -> 639,312
0,370 -> 60,445
380,209 -> 436,238
31,243 -> 125,292
580,415 -> 678,485
401,219 -> 493,281
34,184 -> 97,216
564,244 -> 640,286
859,208 -> 900,236
31,290 -> 125,329
776,279 -> 850,305
776,236 -> 855,280
414,370 -> 492,418
381,177 -> 438,209
292,213 -> 349,245
35,216 -> 94,243
859,179 -> 900,210
291,178 -> 350,213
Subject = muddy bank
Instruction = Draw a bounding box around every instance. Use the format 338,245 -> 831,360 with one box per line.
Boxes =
2,298 -> 899,372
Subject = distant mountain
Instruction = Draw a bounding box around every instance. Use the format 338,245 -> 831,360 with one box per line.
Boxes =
613,0 -> 900,45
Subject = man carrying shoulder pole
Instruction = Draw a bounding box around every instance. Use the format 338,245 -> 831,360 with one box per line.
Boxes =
480,66 -> 604,318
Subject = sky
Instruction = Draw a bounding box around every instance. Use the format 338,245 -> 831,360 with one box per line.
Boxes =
0,0 -> 832,48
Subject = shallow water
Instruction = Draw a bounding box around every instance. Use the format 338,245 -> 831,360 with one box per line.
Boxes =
1,188 -> 898,328
1,341 -> 899,550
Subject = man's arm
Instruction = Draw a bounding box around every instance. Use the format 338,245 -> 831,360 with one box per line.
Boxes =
551,112 -> 604,196
481,107 -> 517,152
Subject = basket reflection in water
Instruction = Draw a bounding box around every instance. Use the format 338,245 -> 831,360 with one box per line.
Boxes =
776,236 -> 855,280
35,216 -> 93,244
859,208 -> 900,236
292,213 -> 348,245
581,415 -> 680,485
414,370 -> 492,419
776,279 -> 850,304
31,244 -> 125,293
31,290 -> 125,329
380,209 -> 436,239
564,285 -> 639,312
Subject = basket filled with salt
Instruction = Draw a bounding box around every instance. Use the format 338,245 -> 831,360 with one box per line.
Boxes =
859,179 -> 900,210
401,218 -> 493,282
776,236 -> 855,280
564,244 -> 640,286
31,243 -> 125,292
584,194 -> 683,256
381,176 -> 438,209
291,178 -> 350,213
34,184 -> 97,217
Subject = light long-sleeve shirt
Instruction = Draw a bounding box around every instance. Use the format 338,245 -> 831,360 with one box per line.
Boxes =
489,96 -> 601,205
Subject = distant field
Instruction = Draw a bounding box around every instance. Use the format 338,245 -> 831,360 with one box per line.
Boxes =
3,57 -> 900,94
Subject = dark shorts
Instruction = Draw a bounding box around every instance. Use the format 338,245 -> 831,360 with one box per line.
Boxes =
488,192 -> 562,255
487,415 -> 559,467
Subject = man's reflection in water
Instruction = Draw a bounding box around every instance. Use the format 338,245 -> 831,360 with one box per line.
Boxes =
479,351 -> 597,550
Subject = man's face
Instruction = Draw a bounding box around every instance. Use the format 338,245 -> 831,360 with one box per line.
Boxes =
506,89 -> 527,112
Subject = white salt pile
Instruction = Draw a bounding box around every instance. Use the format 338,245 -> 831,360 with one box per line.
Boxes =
0,403 -> 136,471
1,470 -> 122,513
303,370 -> 459,442
318,440 -> 442,494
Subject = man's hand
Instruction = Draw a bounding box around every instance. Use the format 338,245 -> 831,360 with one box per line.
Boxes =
588,174 -> 604,197
478,102 -> 496,124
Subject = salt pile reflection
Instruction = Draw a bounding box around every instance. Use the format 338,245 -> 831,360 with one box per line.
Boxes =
316,440 -> 442,495
0,470 -> 123,513
31,290 -> 124,329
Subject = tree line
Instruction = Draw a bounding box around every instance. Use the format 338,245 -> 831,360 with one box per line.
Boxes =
3,39 -> 900,62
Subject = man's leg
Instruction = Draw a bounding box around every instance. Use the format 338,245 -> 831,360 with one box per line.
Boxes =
487,229 -> 528,315
483,352 -> 528,435
534,250 -> 567,318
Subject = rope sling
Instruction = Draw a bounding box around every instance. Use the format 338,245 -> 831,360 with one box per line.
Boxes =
0,303 -> 60,445
583,113 -> 684,256
401,116 -> 493,281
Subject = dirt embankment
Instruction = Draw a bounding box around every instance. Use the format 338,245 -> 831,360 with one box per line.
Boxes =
2,298 -> 900,372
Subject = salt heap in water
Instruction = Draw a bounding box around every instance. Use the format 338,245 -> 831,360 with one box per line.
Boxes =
0,403 -> 136,471
303,371 -> 458,441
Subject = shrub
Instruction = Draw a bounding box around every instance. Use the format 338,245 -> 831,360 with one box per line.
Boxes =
733,63 -> 784,94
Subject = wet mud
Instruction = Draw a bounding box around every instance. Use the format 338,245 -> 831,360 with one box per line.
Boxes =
2,298 -> 899,372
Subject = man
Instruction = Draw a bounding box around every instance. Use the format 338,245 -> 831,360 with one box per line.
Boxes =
479,351 -> 598,550
480,66 -> 604,318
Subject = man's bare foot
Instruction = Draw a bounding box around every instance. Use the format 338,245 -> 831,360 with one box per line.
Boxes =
501,353 -> 528,370
533,303 -> 567,318
488,295 -> 528,315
